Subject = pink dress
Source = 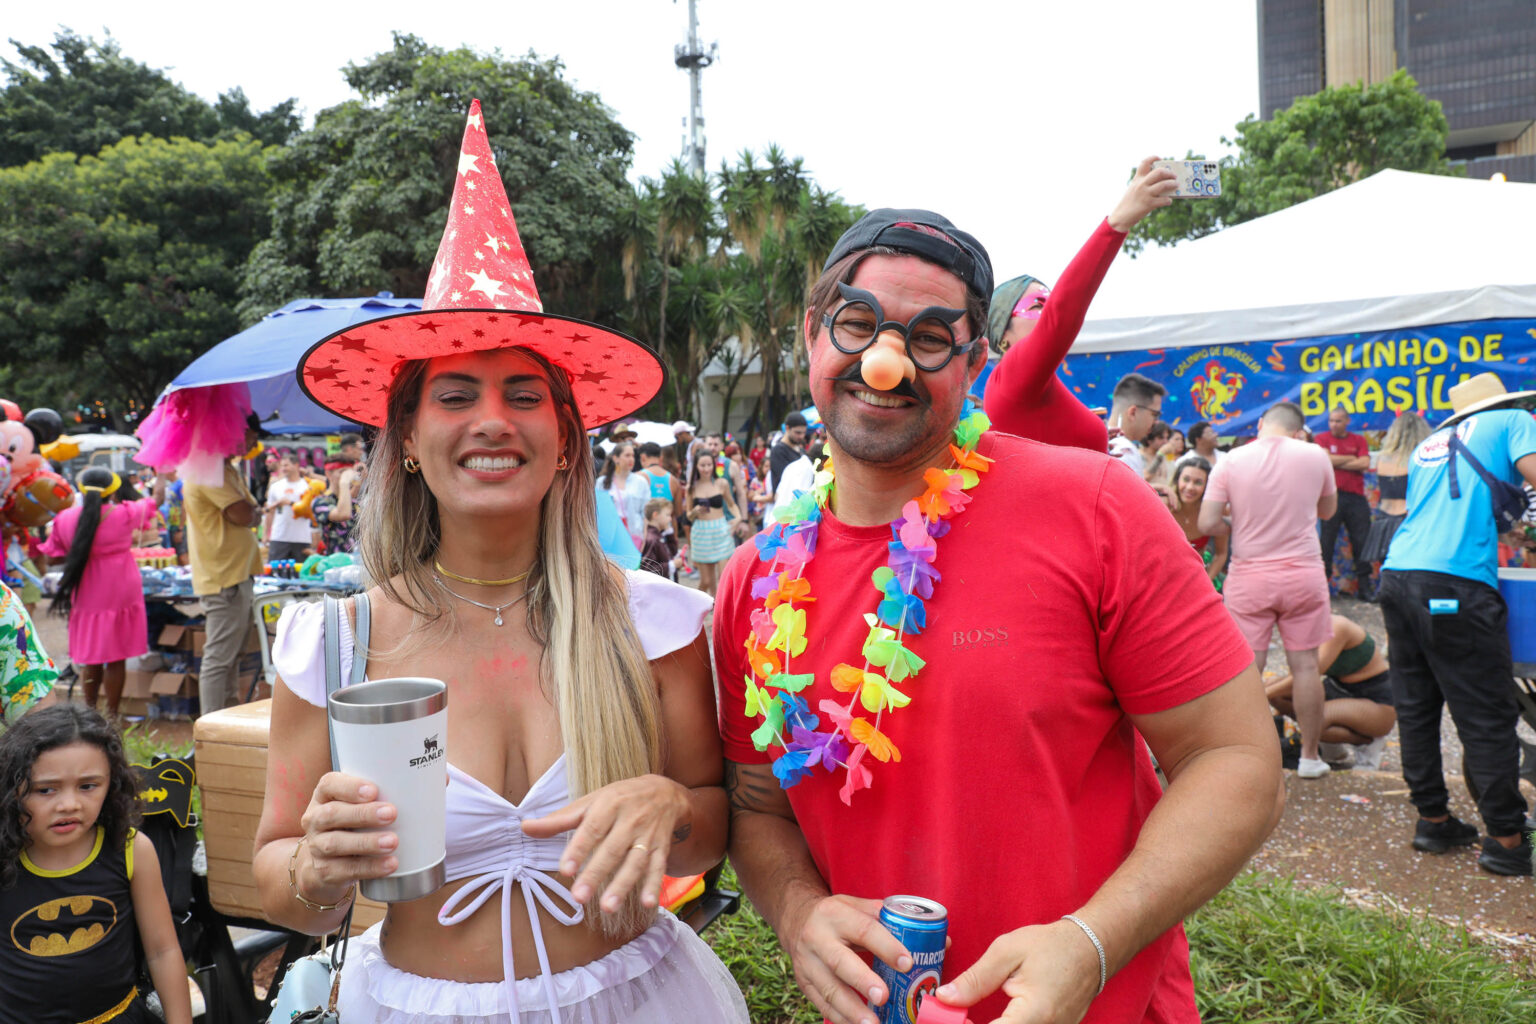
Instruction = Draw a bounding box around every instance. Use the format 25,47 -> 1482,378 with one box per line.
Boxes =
40,497 -> 157,665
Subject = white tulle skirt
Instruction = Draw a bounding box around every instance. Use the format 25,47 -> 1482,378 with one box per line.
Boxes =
336,910 -> 749,1024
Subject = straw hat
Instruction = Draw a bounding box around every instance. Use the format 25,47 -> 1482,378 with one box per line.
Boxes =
1439,372 -> 1536,428
297,100 -> 664,429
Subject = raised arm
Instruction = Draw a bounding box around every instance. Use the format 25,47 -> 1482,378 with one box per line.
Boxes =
985,157 -> 1176,413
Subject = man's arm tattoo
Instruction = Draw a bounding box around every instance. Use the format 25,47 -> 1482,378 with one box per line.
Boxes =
724,760 -> 786,817
672,822 -> 693,845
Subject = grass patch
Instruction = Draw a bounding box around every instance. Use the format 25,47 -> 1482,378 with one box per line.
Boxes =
706,868 -> 1534,1024
1188,873 -> 1536,1023
704,864 -> 819,1024
121,721 -> 192,764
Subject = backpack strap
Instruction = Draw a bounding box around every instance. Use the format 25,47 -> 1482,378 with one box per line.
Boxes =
1448,431 -> 1498,499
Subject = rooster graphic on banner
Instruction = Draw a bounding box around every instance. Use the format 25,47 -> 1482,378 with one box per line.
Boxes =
1189,361 -> 1247,420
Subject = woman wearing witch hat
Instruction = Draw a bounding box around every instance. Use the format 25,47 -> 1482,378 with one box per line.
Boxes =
252,102 -> 748,1022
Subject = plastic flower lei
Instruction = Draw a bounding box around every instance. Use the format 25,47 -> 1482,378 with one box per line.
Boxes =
742,402 -> 993,804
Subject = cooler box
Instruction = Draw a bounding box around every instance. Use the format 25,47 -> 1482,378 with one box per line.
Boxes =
194,701 -> 384,935
1497,567 -> 1536,667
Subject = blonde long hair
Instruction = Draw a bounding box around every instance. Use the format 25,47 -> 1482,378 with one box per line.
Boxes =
357,350 -> 660,934
1378,411 -> 1433,463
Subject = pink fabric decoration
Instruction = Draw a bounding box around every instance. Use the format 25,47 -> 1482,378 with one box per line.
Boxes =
136,383 -> 253,486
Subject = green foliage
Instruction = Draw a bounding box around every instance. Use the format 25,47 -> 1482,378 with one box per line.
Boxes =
708,870 -> 1534,1023
0,29 -> 298,167
238,33 -> 636,325
0,133 -> 272,413
1127,70 -> 1459,255
620,148 -> 862,428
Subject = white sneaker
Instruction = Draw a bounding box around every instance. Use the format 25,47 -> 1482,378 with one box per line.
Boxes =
1351,734 -> 1388,771
1297,757 -> 1332,779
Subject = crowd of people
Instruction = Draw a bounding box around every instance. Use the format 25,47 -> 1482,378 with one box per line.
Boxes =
587,416 -> 828,597
0,104 -> 1530,1024
1105,371 -> 1533,877
0,428 -> 369,725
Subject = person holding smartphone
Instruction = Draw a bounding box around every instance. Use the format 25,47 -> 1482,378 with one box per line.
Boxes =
983,156 -> 1179,452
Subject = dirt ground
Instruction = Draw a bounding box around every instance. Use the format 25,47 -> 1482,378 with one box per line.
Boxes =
1250,594 -> 1536,964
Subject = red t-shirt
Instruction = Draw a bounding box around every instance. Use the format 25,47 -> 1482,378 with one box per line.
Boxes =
1315,431 -> 1369,495
715,433 -> 1254,1024
983,219 -> 1122,452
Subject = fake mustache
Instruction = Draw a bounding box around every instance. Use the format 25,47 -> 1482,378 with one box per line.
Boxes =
831,363 -> 931,408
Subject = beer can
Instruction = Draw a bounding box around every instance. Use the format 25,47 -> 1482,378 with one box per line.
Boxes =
871,895 -> 947,1024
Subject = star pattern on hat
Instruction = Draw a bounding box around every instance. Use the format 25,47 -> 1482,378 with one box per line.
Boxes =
301,100 -> 663,429
465,269 -> 506,301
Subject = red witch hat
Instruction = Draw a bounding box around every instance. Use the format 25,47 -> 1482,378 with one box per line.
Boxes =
297,100 -> 664,428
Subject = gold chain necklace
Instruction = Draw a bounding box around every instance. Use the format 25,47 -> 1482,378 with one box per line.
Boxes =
433,560 -> 532,587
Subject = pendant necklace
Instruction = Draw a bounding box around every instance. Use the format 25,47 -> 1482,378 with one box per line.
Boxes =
432,573 -> 530,627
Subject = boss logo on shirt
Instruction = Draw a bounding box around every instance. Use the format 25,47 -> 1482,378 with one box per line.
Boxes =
952,627 -> 1008,651
409,734 -> 443,768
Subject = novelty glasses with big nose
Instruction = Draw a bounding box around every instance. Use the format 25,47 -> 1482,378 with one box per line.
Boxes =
821,282 -> 977,373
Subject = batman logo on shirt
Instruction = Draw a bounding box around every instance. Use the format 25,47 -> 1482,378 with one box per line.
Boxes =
10,894 -> 117,956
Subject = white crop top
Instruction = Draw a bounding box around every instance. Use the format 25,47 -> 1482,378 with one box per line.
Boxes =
270,569 -> 713,1023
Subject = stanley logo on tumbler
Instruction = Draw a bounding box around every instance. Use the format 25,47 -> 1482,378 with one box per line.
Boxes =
410,734 -> 444,768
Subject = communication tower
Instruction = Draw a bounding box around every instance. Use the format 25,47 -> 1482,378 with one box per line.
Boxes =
674,0 -> 718,179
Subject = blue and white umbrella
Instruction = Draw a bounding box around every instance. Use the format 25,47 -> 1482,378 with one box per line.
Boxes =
167,294 -> 421,433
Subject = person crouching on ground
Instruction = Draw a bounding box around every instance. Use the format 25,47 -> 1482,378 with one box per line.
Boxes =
1265,613 -> 1395,770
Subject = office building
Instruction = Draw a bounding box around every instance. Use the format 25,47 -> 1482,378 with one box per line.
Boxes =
1257,1 -> 1536,181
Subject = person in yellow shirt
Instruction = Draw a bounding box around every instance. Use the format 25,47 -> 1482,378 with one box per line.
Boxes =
169,418 -> 261,715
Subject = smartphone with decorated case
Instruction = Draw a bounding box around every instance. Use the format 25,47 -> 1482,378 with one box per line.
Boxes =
1153,159 -> 1221,198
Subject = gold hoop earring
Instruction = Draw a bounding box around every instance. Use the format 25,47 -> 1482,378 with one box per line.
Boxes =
555,454 -> 570,471
403,455 -> 421,474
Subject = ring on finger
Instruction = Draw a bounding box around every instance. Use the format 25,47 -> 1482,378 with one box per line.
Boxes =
631,842 -> 648,853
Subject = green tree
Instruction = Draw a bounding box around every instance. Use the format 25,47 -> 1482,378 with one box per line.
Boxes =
619,150 -> 861,429
1126,69 -> 1458,254
0,29 -> 298,167
238,33 -> 635,324
0,134 -> 272,416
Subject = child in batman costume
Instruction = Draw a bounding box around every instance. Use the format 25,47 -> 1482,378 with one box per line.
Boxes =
0,705 -> 191,1023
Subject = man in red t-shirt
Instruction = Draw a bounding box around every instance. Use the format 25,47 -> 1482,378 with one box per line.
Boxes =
1315,408 -> 1374,600
715,208 -> 1283,1024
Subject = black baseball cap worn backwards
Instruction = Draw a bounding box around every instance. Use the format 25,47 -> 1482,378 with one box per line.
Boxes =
824,208 -> 994,314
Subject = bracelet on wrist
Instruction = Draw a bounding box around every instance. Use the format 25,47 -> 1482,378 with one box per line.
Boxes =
1061,913 -> 1108,996
288,835 -> 356,913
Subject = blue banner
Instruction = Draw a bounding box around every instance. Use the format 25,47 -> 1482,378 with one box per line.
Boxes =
1056,317 -> 1536,434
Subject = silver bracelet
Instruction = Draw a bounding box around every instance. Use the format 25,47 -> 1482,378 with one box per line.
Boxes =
1061,913 -> 1107,996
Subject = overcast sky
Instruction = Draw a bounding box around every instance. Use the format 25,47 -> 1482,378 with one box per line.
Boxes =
6,1 -> 1260,285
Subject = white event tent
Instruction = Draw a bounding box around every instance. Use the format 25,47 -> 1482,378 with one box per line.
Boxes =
1072,169 -> 1536,354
